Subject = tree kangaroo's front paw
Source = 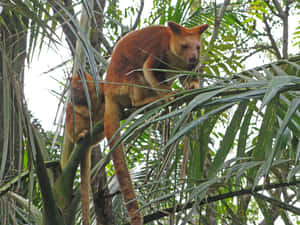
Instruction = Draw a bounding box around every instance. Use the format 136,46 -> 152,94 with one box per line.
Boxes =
76,129 -> 89,142
162,92 -> 176,102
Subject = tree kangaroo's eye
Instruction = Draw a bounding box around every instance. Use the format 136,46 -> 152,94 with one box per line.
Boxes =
196,45 -> 201,50
181,44 -> 188,49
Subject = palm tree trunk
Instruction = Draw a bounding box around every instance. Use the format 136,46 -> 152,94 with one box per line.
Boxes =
0,8 -> 27,182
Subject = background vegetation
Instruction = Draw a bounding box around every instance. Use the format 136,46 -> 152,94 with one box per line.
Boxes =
0,0 -> 300,224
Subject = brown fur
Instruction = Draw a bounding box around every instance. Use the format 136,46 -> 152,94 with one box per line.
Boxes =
64,72 -> 105,225
104,21 -> 208,224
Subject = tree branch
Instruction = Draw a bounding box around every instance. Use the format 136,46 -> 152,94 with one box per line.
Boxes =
132,0 -> 144,31
90,0 -> 106,53
258,191 -> 295,225
90,0 -> 112,73
239,55 -> 300,75
262,14 -> 282,59
254,192 -> 300,215
266,0 -> 290,58
211,0 -> 231,42
240,45 -> 276,63
198,0 -> 231,72
113,0 -> 145,47
281,0 -> 290,59
99,32 -> 113,54
264,0 -> 279,17
272,0 -> 284,18
137,179 -> 300,224
91,146 -> 114,225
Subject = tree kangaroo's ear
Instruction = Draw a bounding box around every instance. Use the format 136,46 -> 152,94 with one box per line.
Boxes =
168,21 -> 209,36
168,21 -> 184,34
195,23 -> 209,35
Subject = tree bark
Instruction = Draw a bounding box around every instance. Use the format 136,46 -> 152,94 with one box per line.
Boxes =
91,146 -> 114,225
90,1 -> 115,224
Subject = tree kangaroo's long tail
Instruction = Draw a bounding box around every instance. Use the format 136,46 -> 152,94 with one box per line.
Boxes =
81,149 -> 91,225
104,95 -> 143,225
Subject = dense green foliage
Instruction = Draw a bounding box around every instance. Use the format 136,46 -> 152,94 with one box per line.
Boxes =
0,0 -> 300,224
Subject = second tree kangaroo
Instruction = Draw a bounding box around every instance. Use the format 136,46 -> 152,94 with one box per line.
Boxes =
64,72 -> 105,225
